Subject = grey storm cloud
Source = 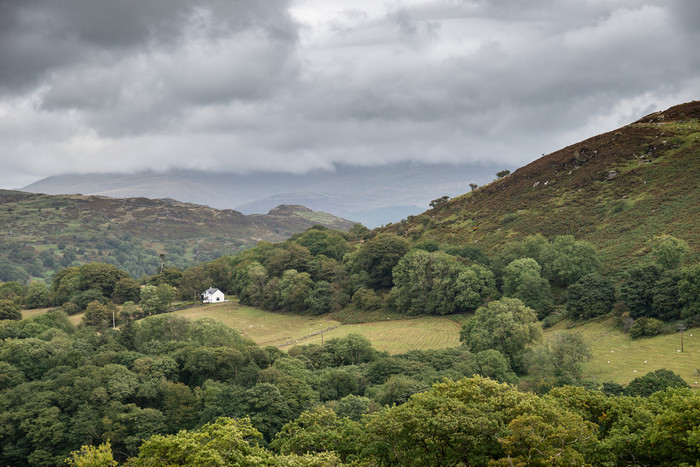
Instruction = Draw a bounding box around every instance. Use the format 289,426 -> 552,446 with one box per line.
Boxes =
0,0 -> 699,188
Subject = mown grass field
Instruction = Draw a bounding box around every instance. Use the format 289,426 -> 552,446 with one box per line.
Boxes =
170,301 -> 461,354
21,307 -> 84,325
172,303 -> 342,347
546,317 -> 699,385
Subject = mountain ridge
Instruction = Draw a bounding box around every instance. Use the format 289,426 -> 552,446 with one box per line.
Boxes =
0,190 -> 353,281
20,162 -> 502,228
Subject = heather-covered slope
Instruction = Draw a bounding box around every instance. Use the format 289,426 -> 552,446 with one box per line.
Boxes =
387,101 -> 700,271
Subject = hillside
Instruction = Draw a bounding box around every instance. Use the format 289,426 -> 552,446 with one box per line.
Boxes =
0,191 -> 353,281
20,162 -> 502,228
388,101 -> 700,271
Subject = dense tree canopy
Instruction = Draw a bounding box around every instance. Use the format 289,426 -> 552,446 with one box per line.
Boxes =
460,298 -> 542,372
567,273 -> 616,319
353,233 -> 409,288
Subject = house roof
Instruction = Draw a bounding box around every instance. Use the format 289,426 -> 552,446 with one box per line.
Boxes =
203,287 -> 221,295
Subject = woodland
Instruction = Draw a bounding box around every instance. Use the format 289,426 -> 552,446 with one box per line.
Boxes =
1,222 -> 698,465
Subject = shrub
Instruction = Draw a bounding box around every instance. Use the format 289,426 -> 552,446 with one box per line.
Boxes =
625,368 -> 689,396
628,317 -> 665,339
61,302 -> 81,315
352,288 -> 382,311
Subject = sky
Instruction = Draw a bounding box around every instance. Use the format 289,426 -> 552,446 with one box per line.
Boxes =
1,0 -> 699,189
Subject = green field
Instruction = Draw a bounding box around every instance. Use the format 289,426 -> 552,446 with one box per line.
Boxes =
171,302 -> 461,354
21,307 -> 84,325
546,318 -> 699,385
22,302 -> 698,384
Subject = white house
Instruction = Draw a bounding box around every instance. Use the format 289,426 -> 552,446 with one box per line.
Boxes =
201,287 -> 226,304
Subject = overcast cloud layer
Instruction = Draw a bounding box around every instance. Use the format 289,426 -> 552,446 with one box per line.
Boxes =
1,0 -> 699,189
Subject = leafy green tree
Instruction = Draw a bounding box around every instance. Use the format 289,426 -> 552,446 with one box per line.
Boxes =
205,257 -> 233,292
0,280 -> 26,301
391,250 -> 493,315
139,285 -> 166,316
179,266 -> 210,300
279,270 -> 313,313
330,334 -> 377,366
156,284 -> 175,310
0,361 -> 26,390
363,376 -> 596,467
0,299 -> 22,320
650,234 -> 689,270
82,301 -> 114,330
78,262 -> 128,297
460,298 -> 542,372
354,233 -> 410,288
111,277 -> 140,305
549,331 -> 592,381
351,288 -> 382,311
294,229 -> 351,261
318,368 -> 360,402
444,244 -> 490,266
65,441 -> 117,467
625,369 -> 689,396
651,269 -> 683,321
52,267 -> 81,305
271,406 -> 363,462
266,244 -> 313,278
239,384 -> 294,441
130,417 -> 274,466
238,262 -> 269,307
566,273 -> 616,319
159,381 -> 199,432
619,265 -> 662,318
25,282 -> 50,309
149,266 -> 183,287
678,264 -> 700,322
474,350 -> 518,384
375,374 -> 430,406
336,395 -> 372,421
429,195 -> 450,208
502,258 -> 552,316
525,332 -> 591,392
72,288 -> 107,309
304,280 -> 332,315
540,235 -> 600,286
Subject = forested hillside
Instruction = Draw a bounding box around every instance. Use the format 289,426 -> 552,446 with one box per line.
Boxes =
387,101 -> 700,271
0,190 -> 353,282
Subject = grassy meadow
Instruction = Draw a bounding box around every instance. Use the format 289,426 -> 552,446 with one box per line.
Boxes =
170,301 -> 461,354
22,307 -> 84,325
546,317 -> 699,385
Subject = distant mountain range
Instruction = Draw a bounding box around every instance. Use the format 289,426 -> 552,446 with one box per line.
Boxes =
21,163 -> 502,228
386,101 -> 700,270
0,191 -> 353,281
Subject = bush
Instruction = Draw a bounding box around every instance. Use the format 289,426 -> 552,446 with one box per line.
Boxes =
352,288 -> 382,311
542,313 -> 564,329
61,302 -> 82,315
0,299 -> 21,320
628,317 -> 665,339
625,368 -> 689,396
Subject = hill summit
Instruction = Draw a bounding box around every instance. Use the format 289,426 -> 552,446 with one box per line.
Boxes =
387,101 -> 700,270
